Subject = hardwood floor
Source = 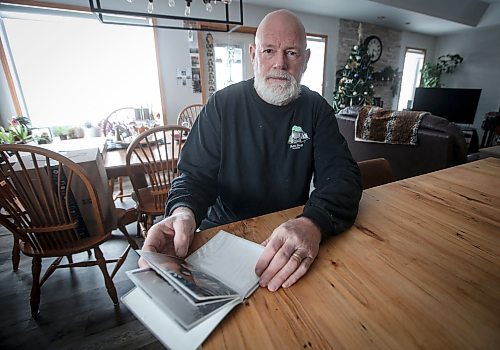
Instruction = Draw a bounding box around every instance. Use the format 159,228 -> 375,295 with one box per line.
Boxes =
0,197 -> 165,349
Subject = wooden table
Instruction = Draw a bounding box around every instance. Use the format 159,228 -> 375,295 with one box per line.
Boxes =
104,142 -> 181,180
104,148 -> 131,179
190,158 -> 500,349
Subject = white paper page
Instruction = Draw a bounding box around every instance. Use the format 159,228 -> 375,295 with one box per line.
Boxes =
122,287 -> 237,350
186,230 -> 264,297
127,268 -> 237,330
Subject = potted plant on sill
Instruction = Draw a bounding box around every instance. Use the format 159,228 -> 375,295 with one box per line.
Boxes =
0,116 -> 32,144
52,126 -> 70,140
421,54 -> 463,88
83,121 -> 100,138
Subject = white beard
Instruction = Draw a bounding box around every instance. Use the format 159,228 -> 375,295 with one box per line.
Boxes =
253,62 -> 302,106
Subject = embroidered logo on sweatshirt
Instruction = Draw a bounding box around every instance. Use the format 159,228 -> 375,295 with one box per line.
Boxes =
287,125 -> 310,149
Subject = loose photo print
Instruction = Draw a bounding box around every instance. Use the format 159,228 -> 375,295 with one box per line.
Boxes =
139,251 -> 239,302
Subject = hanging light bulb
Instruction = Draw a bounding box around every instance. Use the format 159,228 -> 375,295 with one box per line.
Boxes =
147,0 -> 154,13
126,0 -> 133,3
222,0 -> 232,4
205,0 -> 213,13
184,0 -> 192,16
168,0 -> 175,7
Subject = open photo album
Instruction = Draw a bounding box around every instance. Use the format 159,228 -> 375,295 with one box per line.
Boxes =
122,230 -> 265,350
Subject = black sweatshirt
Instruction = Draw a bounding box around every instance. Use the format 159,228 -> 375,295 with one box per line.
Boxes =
166,78 -> 362,237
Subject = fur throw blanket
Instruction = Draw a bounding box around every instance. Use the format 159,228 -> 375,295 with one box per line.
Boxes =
355,106 -> 428,145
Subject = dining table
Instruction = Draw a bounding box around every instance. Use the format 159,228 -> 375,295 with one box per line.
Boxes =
186,157 -> 500,349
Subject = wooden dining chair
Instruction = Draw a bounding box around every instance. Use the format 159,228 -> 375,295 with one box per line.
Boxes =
100,107 -> 137,202
0,144 -> 135,317
177,104 -> 203,129
357,158 -> 395,189
126,125 -> 190,238
0,209 -> 21,271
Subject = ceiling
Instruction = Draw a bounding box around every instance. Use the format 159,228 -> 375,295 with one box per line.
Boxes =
3,0 -> 500,36
245,0 -> 500,36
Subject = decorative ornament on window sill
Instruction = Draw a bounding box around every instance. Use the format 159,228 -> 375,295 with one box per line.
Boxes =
372,66 -> 402,97
89,0 -> 243,32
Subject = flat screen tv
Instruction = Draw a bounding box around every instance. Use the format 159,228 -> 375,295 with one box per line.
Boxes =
412,87 -> 481,125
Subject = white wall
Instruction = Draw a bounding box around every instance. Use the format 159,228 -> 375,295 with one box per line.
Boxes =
0,56 -> 15,126
155,29 -> 203,125
435,24 -> 500,137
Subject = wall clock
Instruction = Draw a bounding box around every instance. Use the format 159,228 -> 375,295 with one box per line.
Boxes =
364,35 -> 383,63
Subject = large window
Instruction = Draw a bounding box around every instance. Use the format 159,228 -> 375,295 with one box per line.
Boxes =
397,48 -> 426,111
1,9 -> 162,127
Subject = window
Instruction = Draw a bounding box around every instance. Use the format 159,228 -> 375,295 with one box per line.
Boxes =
397,48 -> 426,111
302,35 -> 326,95
1,9 -> 162,127
214,44 -> 243,90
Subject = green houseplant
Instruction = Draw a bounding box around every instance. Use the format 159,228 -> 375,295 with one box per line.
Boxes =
421,54 -> 463,88
0,116 -> 32,144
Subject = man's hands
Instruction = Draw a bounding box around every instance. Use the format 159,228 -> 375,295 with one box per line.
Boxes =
138,207 -> 196,269
139,209 -> 320,291
255,217 -> 321,292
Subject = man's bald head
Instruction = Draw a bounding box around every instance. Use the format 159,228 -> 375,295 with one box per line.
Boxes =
255,10 -> 307,50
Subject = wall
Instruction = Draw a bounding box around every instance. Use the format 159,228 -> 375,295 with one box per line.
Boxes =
155,29 -> 203,125
158,4 -> 341,124
434,24 -> 500,137
0,55 -> 15,126
336,19 -> 402,109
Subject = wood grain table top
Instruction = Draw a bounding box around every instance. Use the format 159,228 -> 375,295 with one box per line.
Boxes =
192,158 -> 500,349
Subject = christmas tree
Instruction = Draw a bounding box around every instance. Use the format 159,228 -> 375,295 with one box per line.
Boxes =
333,25 -> 375,112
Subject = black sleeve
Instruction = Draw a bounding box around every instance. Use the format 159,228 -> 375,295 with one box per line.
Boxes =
300,101 -> 362,238
165,97 -> 221,227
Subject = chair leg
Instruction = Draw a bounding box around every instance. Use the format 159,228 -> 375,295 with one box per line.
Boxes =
12,238 -> 20,271
118,176 -> 124,202
66,255 -> 73,263
30,257 -> 42,317
40,256 -> 64,287
94,246 -> 118,305
139,220 -> 148,239
110,245 -> 132,279
136,212 -> 145,238
117,221 -> 139,250
146,215 -> 154,232
109,177 -> 116,199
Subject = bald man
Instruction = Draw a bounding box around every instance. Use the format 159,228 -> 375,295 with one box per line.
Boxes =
140,10 -> 362,291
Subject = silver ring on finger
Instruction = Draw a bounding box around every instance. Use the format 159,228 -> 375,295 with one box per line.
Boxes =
291,252 -> 303,264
